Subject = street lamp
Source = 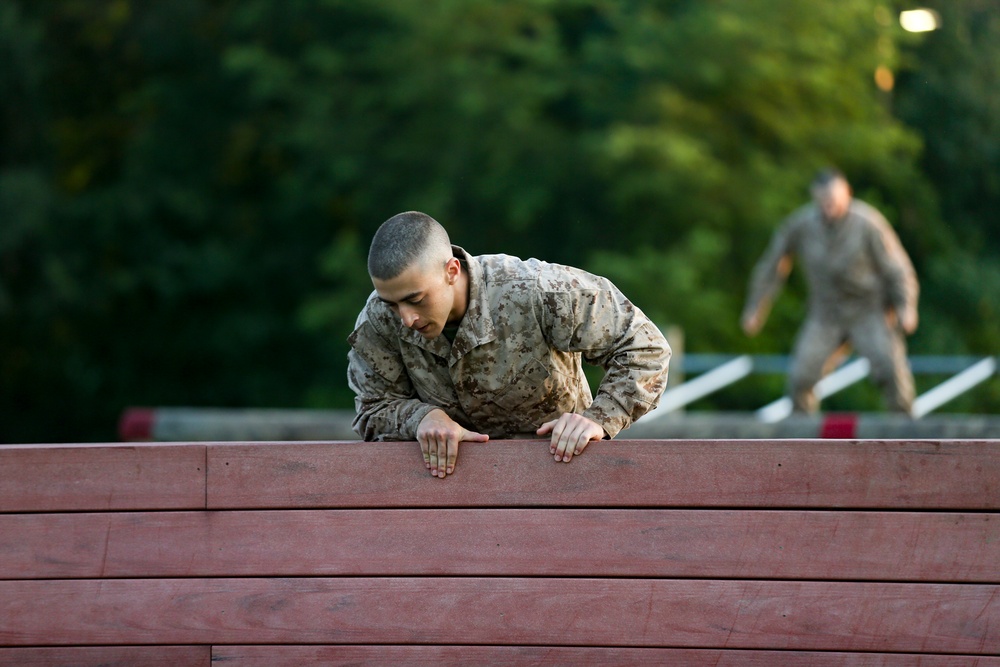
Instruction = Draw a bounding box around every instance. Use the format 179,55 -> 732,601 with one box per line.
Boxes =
899,8 -> 941,33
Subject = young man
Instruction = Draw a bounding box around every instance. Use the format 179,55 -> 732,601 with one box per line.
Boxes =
741,168 -> 919,414
348,211 -> 671,478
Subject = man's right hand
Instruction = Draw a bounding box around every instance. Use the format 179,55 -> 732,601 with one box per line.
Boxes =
898,306 -> 918,335
741,311 -> 762,336
416,409 -> 489,478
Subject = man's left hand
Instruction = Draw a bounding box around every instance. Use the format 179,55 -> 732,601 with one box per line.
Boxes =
899,306 -> 918,335
536,413 -> 605,463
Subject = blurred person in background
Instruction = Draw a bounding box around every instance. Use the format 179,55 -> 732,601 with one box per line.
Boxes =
741,168 -> 919,414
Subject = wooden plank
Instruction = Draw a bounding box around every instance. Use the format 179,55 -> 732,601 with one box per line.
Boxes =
0,647 -> 209,666
4,509 -> 999,582
0,443 -> 206,512
213,646 -> 1000,666
206,439 -> 1000,509
2,578 -> 998,653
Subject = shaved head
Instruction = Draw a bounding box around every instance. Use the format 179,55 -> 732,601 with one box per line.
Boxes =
367,211 -> 453,280
811,167 -> 848,189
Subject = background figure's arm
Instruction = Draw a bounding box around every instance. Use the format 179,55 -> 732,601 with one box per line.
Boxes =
869,217 -> 919,334
741,222 -> 796,335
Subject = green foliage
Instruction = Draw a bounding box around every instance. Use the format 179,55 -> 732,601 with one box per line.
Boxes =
893,0 -> 1000,363
583,0 -> 926,357
1,0 -> 997,442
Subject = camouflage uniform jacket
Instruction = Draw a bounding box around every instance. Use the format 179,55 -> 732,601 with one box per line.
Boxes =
348,246 -> 671,441
744,199 -> 919,323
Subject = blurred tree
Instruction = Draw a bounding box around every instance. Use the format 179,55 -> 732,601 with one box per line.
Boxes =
1,0 -> 339,441
894,0 -> 1000,352
1,0 -> 995,442
586,1 -> 929,351
892,0 -> 1000,410
1,2 -> 62,442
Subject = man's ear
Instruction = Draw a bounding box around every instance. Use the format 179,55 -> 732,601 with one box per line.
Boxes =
445,257 -> 461,285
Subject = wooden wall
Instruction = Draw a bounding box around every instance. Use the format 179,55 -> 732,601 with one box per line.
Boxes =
2,439 -> 999,665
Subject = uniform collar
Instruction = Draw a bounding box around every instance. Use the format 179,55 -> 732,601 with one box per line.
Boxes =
448,245 -> 497,361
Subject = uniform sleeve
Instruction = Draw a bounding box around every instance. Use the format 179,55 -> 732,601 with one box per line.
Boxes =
742,218 -> 798,325
540,273 -> 671,438
867,217 -> 919,320
347,317 -> 439,441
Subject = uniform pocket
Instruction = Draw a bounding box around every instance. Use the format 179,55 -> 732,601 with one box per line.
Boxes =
490,358 -> 552,411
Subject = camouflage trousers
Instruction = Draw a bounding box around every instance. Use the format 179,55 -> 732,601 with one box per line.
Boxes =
787,311 -> 914,415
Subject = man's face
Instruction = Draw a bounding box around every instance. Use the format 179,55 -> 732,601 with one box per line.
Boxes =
372,259 -> 458,339
811,178 -> 852,221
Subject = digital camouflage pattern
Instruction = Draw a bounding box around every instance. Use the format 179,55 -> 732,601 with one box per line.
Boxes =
743,199 -> 919,412
348,247 -> 671,440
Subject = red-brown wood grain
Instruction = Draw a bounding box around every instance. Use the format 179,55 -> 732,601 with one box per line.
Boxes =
211,646 -> 1000,667
2,645 -> 997,666
0,443 -> 206,512
2,577 -> 998,653
3,509 -> 997,582
3,438 -> 998,660
206,439 -> 1000,509
0,646 -> 209,667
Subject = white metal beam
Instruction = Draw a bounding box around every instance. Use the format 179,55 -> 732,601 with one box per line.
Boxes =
640,355 -> 754,423
912,357 -> 997,418
756,358 -> 871,423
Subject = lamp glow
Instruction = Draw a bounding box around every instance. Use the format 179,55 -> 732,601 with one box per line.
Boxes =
900,9 -> 941,32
